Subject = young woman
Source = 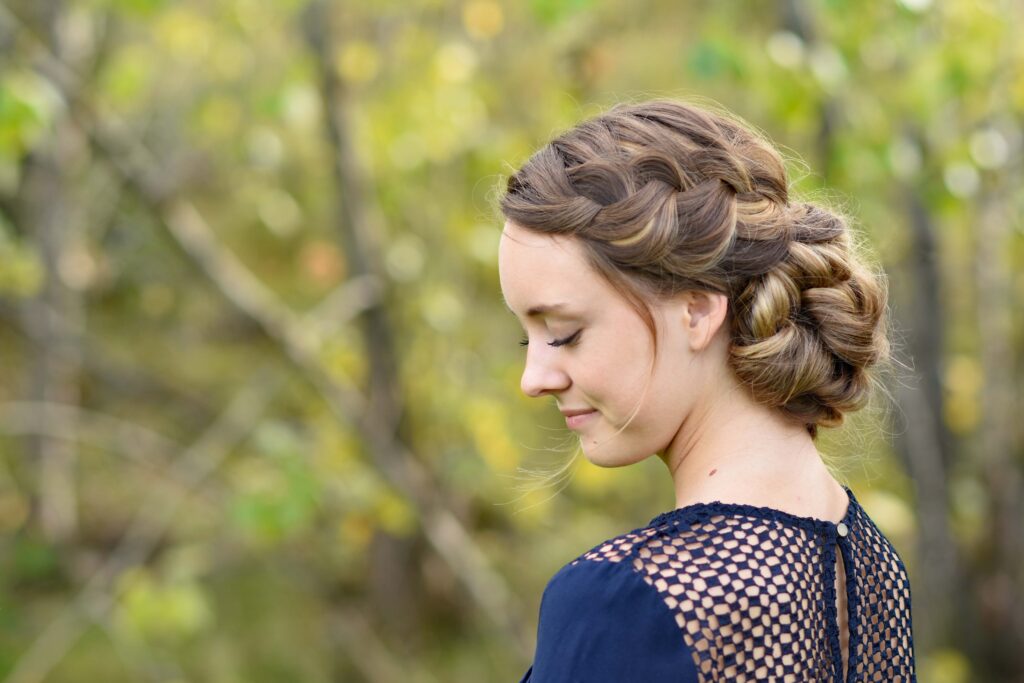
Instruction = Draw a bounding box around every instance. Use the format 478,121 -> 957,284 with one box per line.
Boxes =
498,100 -> 916,682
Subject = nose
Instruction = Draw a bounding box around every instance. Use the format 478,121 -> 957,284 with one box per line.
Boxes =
520,347 -> 571,398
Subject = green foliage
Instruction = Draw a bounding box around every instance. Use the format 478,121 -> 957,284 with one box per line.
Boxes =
228,422 -> 321,546
9,535 -> 60,582
113,569 -> 212,645
0,0 -> 1020,681
0,221 -> 43,297
0,72 -> 56,159
529,0 -> 594,26
103,0 -> 168,17
687,40 -> 742,81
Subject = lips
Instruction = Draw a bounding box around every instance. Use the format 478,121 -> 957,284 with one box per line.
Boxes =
563,409 -> 598,429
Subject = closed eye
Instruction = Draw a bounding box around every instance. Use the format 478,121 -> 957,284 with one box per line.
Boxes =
519,330 -> 582,348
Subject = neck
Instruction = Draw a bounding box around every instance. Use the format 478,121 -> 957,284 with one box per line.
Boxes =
658,381 -> 843,516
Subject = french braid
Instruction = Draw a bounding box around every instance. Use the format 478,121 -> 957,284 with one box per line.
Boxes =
501,100 -> 891,438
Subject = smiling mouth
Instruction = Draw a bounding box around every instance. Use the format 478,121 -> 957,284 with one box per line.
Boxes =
565,410 -> 598,429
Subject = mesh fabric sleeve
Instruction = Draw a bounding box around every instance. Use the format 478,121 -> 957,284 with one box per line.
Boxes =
517,555 -> 699,682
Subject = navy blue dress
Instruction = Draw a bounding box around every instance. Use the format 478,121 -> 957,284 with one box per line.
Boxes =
518,486 -> 916,682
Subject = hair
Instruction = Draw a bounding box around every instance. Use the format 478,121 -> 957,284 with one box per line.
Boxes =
500,99 -> 892,441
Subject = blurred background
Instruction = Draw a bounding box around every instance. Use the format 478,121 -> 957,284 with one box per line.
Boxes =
0,0 -> 1020,681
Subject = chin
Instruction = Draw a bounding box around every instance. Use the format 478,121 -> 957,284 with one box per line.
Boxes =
579,440 -> 640,468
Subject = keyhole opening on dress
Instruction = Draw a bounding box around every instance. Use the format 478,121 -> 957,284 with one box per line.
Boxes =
835,546 -> 850,681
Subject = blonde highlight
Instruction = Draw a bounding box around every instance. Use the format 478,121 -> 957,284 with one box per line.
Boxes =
501,98 -> 893,451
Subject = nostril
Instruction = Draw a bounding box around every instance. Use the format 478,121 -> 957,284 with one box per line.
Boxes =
520,360 -> 570,398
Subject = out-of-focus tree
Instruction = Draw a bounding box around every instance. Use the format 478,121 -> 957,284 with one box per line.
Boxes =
0,1 -> 1019,681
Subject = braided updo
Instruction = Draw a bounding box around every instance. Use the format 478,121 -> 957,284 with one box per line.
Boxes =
500,100 -> 891,439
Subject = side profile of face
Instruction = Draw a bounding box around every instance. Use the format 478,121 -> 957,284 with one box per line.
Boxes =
498,220 -> 730,467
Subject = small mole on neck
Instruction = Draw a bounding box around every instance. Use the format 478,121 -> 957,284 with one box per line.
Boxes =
709,468 -> 717,477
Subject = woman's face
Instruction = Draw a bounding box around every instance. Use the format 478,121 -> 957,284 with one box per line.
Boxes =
498,220 -> 725,467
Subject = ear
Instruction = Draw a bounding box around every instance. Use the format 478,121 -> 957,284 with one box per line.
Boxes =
682,290 -> 729,352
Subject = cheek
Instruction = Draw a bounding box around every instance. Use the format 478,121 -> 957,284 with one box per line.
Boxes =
582,327 -> 655,405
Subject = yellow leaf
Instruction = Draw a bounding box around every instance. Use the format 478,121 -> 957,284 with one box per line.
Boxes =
154,7 -> 212,64
462,0 -> 504,40
338,513 -> 374,550
920,648 -> 970,683
467,398 -> 519,473
374,490 -> 417,537
572,456 -> 616,494
335,41 -> 380,84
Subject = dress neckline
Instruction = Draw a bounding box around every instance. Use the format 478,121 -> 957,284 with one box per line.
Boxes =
647,484 -> 858,534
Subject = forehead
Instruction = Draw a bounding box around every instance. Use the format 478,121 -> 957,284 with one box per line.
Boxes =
498,222 -> 581,271
498,221 -> 599,314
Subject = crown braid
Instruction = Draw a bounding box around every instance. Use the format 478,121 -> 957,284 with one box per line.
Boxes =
501,100 -> 891,438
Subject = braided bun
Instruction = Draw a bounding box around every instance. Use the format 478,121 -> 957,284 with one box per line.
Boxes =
729,202 -> 890,435
500,100 -> 891,438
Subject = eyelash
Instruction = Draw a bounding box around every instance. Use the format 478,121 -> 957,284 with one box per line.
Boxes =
519,330 -> 582,348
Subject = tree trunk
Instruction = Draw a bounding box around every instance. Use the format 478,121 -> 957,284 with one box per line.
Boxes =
16,0 -> 83,544
972,175 -> 1024,679
889,185 -> 962,654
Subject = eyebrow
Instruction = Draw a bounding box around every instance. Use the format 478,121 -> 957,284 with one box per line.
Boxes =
502,299 -> 576,318
526,302 -> 573,317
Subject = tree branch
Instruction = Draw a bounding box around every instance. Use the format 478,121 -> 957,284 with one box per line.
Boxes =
0,1 -> 531,664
